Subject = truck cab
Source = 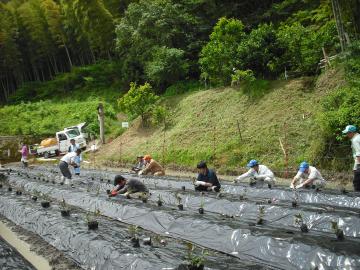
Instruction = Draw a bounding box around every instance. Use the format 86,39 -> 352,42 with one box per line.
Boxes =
56,128 -> 87,153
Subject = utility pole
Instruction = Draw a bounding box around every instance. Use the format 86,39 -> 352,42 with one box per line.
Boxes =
97,103 -> 105,144
331,0 -> 347,52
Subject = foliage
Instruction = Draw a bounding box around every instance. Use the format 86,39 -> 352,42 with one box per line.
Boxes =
118,82 -> 159,124
185,242 -> 207,267
231,70 -> 256,87
0,99 -> 116,136
152,105 -> 170,126
199,17 -> 246,85
145,46 -> 189,89
237,23 -> 283,77
276,20 -> 337,75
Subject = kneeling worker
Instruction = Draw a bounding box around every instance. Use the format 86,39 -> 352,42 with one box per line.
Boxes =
109,175 -> 149,198
139,155 -> 165,176
131,155 -> 145,173
290,161 -> 326,189
194,161 -> 221,192
236,160 -> 275,188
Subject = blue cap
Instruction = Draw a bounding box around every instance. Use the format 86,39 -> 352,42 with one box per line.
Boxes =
342,125 -> 357,134
247,159 -> 259,168
299,161 -> 309,172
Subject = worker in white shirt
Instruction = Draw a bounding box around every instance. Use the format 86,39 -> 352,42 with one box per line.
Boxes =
235,160 -> 275,188
290,161 -> 326,189
68,139 -> 80,152
342,125 -> 360,191
59,149 -> 82,185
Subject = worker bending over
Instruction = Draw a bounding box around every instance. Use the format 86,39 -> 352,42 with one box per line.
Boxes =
109,175 -> 149,198
194,161 -> 221,192
139,155 -> 165,176
291,161 -> 326,189
236,160 -> 275,188
131,155 -> 145,174
59,149 -> 82,185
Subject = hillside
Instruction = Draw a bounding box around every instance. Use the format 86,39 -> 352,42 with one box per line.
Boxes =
96,68 -> 346,174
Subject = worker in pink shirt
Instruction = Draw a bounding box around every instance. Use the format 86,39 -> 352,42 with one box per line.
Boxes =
19,142 -> 29,168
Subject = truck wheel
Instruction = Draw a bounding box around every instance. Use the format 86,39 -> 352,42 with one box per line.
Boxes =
44,152 -> 49,159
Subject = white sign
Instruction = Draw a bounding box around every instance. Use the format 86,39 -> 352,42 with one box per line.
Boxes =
122,122 -> 129,128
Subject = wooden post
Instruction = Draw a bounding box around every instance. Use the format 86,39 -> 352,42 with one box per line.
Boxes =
322,47 -> 331,68
97,103 -> 105,144
279,122 -> 289,178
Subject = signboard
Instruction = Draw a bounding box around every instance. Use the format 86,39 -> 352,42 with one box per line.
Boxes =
122,122 -> 129,128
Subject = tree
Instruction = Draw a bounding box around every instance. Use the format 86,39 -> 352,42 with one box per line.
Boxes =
118,82 -> 159,126
199,17 -> 246,85
145,46 -> 189,89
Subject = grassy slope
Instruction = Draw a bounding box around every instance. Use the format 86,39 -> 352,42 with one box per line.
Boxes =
96,68 -> 346,175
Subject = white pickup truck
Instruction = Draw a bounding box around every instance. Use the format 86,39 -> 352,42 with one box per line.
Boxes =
30,123 -> 87,158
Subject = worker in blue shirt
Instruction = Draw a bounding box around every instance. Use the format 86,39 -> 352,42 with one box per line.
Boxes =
194,161 -> 221,192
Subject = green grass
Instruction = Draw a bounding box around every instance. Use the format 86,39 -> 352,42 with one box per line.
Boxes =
0,99 -> 117,136
97,68 -> 348,173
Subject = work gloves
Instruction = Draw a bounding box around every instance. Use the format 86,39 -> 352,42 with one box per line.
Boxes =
194,181 -> 206,186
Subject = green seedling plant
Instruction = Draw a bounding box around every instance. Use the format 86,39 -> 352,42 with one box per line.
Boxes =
239,188 -> 247,201
176,193 -> 184,210
60,198 -> 70,216
331,221 -> 345,241
292,189 -> 299,207
128,225 -> 141,247
157,194 -> 164,206
185,242 -> 207,269
198,196 -> 205,214
257,205 -> 265,225
294,213 -> 309,232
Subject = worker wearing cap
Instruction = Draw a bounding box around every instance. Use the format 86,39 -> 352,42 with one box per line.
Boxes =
59,149 -> 82,185
235,160 -> 275,188
343,125 -> 360,191
131,155 -> 145,173
290,161 -> 326,189
109,175 -> 149,198
194,161 -> 221,192
139,155 -> 165,176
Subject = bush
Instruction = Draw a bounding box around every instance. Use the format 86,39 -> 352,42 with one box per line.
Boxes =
231,69 -> 256,87
145,46 -> 189,90
199,17 -> 246,85
118,82 -> 159,125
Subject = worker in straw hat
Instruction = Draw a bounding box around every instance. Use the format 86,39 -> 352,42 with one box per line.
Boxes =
139,155 -> 165,176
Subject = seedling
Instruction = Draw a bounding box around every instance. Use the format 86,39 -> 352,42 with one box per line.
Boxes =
239,188 -> 247,201
294,213 -> 308,233
176,193 -> 183,210
86,208 -> 100,230
40,193 -> 51,208
31,190 -> 40,201
331,221 -> 345,241
292,189 -> 299,207
198,197 -> 205,214
154,179 -> 158,189
60,198 -> 70,217
128,225 -> 140,248
157,194 -> 163,207
181,186 -> 186,191
257,206 -> 265,225
185,243 -> 207,270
